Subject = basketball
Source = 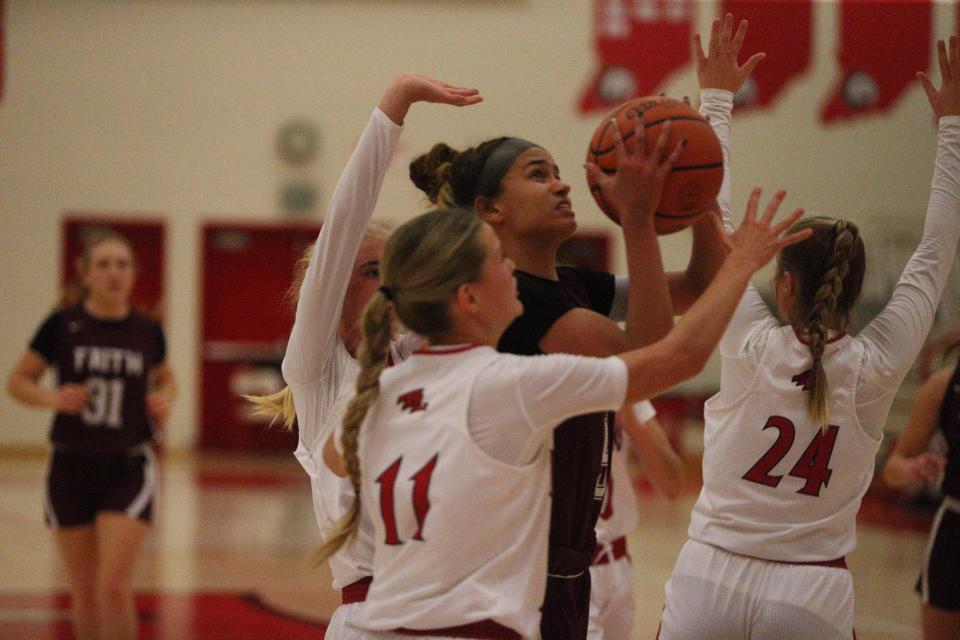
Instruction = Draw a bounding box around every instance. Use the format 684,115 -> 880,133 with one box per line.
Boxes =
585,96 -> 724,234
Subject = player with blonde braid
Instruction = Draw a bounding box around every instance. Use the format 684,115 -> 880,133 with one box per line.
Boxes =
659,36 -> 960,640
243,73 -> 482,637
779,217 -> 864,430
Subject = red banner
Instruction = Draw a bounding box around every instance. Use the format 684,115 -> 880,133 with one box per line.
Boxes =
720,0 -> 812,111
1,0 -> 5,103
579,0 -> 694,114
821,0 -> 931,123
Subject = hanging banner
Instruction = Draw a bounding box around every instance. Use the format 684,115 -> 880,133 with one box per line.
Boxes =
579,0 -> 694,114
1,0 -> 5,103
821,0 -> 931,123
720,0 -> 812,111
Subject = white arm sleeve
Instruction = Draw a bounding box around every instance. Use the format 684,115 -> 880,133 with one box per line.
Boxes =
281,108 -> 403,384
699,89 -> 777,360
610,90 -> 742,325
857,117 -> 960,417
467,354 -> 629,465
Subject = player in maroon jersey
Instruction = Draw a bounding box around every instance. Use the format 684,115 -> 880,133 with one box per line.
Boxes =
6,229 -> 176,640
409,112 -> 728,640
884,345 -> 960,640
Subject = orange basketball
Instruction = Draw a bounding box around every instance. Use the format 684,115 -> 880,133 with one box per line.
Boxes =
585,96 -> 724,235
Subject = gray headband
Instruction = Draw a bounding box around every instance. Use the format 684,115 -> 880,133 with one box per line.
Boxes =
475,137 -> 540,198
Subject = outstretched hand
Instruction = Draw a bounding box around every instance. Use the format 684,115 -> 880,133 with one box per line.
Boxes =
919,37 -> 960,118
908,452 -> 946,484
724,188 -> 810,272
585,117 -> 685,226
379,73 -> 483,125
695,13 -> 765,94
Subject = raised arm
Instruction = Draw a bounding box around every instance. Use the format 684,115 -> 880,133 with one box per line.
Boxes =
618,189 -> 809,402
858,38 -> 960,391
553,119 -> 683,356
689,14 -> 782,359
282,75 -> 481,383
665,14 -> 765,312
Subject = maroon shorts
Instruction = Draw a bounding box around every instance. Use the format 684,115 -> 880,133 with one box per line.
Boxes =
45,445 -> 157,528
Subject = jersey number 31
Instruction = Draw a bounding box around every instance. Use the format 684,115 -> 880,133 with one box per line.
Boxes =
742,416 -> 839,497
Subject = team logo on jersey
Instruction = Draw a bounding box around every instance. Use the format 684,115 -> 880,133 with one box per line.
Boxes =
792,369 -> 812,391
397,388 -> 429,414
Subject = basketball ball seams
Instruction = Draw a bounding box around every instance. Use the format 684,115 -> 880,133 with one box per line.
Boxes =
655,206 -> 712,219
590,118 -> 715,157
669,162 -> 724,172
585,95 -> 723,231
600,163 -> 722,175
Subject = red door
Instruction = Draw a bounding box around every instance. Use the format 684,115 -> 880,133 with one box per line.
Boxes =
199,222 -> 320,451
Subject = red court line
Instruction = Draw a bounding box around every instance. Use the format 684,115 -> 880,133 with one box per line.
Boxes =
0,592 -> 327,640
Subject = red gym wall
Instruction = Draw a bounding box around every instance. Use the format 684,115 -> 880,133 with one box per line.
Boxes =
197,225 -> 612,453
198,222 -> 319,452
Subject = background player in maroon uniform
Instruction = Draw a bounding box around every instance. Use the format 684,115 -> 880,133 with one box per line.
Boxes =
409,112 -> 727,638
6,229 -> 176,640
884,344 -> 960,639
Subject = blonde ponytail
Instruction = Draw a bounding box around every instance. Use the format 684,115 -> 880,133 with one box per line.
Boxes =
244,386 -> 297,430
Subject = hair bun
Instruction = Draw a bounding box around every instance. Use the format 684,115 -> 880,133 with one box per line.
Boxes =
410,143 -> 460,204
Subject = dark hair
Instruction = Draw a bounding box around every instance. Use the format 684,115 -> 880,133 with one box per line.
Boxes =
778,216 -> 866,427
409,138 -> 514,208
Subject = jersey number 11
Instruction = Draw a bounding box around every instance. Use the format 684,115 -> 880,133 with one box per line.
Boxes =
376,454 -> 439,545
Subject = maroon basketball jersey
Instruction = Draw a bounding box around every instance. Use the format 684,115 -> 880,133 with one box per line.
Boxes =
498,266 -> 616,573
938,360 -> 960,500
30,305 -> 166,454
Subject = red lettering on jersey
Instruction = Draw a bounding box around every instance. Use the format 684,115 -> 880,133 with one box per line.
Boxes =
792,370 -> 811,391
789,425 -> 839,497
397,389 -> 429,414
410,454 -> 438,541
743,416 -> 840,497
742,415 -> 795,488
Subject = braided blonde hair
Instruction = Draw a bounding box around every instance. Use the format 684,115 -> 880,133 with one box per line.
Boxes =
779,217 -> 865,428
313,209 -> 485,564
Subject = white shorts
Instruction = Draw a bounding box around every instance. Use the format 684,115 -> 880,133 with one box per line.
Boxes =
588,553 -> 634,640
325,604 -> 367,640
659,539 -> 855,640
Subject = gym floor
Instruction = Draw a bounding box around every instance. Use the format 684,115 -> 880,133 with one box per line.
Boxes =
0,445 -> 932,639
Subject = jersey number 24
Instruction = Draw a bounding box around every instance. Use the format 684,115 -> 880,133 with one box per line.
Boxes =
742,416 -> 839,497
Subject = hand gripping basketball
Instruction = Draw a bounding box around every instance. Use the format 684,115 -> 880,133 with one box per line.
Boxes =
586,96 -> 724,234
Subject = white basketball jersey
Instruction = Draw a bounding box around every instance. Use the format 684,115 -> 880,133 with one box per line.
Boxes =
689,327 -> 880,562
291,334 -> 420,589
353,345 -> 552,638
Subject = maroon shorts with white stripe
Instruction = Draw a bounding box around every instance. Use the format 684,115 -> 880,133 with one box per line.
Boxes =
45,445 -> 157,528
917,496 -> 960,611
